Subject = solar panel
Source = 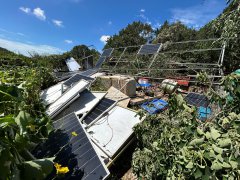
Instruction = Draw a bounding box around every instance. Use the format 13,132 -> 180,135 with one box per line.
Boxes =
63,74 -> 94,87
46,80 -> 89,118
138,44 -> 161,55
83,98 -> 116,125
185,93 -> 209,107
80,68 -> 98,76
32,113 -> 109,180
95,57 -> 107,69
53,90 -> 106,121
101,48 -> 114,57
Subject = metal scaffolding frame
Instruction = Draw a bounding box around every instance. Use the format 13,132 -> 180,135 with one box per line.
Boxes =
100,38 -> 227,82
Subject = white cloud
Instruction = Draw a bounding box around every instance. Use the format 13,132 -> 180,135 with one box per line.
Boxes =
138,9 -> 153,25
108,21 -> 112,25
33,7 -> 46,21
17,32 -> 25,36
171,0 -> 226,28
0,38 -> 64,56
0,28 -> 26,37
19,7 -> 31,14
64,40 -> 73,44
138,13 -> 152,25
100,35 -> 110,44
52,19 -> 63,27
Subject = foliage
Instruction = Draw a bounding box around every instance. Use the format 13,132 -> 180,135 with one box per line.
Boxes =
153,21 -> 197,44
196,72 -> 211,86
0,53 -> 56,179
71,45 -> 99,60
104,21 -> 153,49
196,1 -> 240,72
132,73 -> 240,179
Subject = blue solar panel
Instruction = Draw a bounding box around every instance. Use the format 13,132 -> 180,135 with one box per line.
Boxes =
185,93 -> 209,107
32,113 -> 109,180
83,98 -> 116,125
95,57 -> 107,69
101,48 -> 114,57
138,44 -> 161,55
63,74 -> 94,87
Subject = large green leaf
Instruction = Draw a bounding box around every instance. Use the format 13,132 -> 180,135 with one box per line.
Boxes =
212,144 -> 223,154
20,157 -> 55,180
186,161 -> 194,169
210,128 -> 221,141
15,111 -> 33,136
0,85 -> 22,101
211,161 -> 222,170
217,138 -> 231,148
189,138 -> 204,146
0,115 -> 15,128
194,169 -> 202,179
229,160 -> 238,169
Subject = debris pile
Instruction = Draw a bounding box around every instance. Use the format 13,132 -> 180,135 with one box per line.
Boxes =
37,47 -> 231,179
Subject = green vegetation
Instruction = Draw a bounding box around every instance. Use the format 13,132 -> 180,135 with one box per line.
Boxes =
132,73 -> 240,179
130,2 -> 240,179
104,21 -> 153,49
0,54 -> 55,179
0,45 -> 97,179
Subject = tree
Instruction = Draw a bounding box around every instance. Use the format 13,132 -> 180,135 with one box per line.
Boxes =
104,21 -> 153,49
153,21 -> 197,44
70,45 -> 93,59
213,1 -> 240,71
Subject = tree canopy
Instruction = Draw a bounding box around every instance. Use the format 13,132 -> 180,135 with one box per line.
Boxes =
153,21 -> 197,43
104,21 -> 153,49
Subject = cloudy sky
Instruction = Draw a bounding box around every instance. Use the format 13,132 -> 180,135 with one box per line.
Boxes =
0,0 -> 227,56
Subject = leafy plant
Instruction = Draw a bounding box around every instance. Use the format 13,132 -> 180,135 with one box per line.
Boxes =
132,73 -> 240,179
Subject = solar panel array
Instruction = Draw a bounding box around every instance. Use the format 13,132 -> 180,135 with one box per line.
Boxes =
32,113 -> 109,180
138,44 -> 161,55
83,98 -> 116,125
185,93 -> 209,107
63,74 -> 94,87
101,48 -> 114,57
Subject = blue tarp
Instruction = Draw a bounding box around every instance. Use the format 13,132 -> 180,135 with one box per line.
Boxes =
198,106 -> 211,121
137,83 -> 151,88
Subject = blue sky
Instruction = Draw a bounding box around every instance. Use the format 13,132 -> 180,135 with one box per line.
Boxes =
0,0 -> 227,56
